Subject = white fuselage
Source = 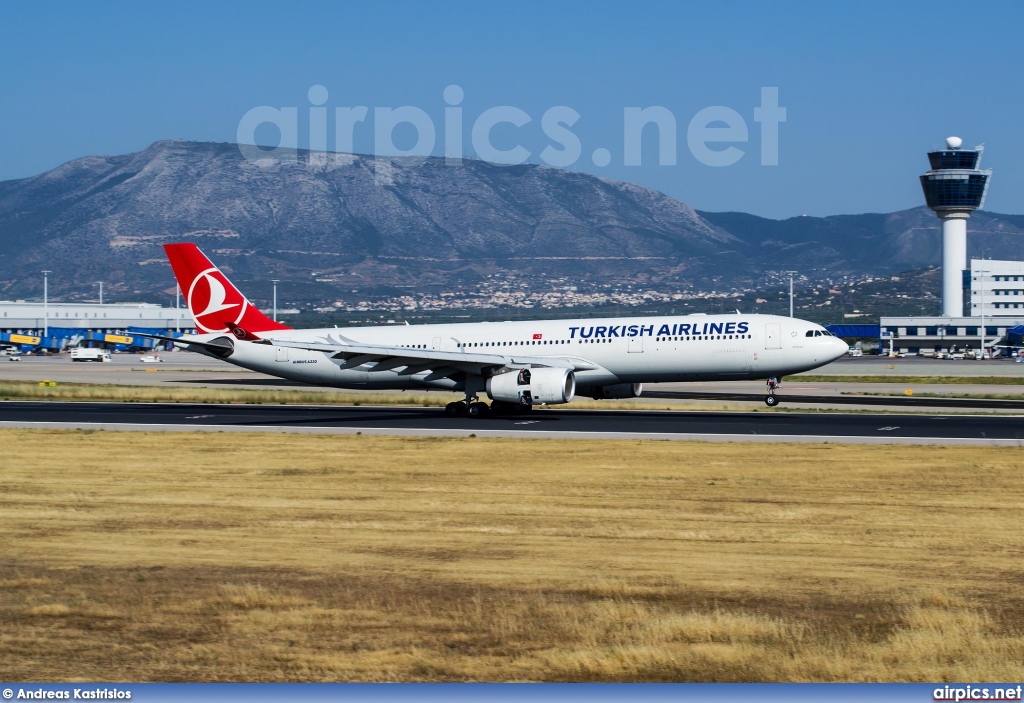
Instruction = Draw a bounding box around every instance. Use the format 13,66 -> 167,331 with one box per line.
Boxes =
186,313 -> 848,394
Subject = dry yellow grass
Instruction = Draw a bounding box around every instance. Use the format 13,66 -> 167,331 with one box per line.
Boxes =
1,429 -> 1023,681
0,380 -> 451,407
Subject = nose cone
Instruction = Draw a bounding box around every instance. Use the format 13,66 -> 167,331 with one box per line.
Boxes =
829,336 -> 848,361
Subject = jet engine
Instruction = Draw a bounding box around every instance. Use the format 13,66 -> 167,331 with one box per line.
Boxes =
588,382 -> 643,400
486,367 -> 575,406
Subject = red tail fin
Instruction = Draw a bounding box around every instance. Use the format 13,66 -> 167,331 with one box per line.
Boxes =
164,243 -> 291,334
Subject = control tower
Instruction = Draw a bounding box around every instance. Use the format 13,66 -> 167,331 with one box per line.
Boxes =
920,136 -> 992,317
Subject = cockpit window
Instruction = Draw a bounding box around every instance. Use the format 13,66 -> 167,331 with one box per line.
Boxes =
806,330 -> 814,337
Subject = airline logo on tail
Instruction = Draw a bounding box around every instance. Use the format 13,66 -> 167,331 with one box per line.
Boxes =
164,243 -> 291,334
187,267 -> 249,333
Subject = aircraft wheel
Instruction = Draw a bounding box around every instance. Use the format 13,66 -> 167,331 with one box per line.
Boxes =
764,394 -> 779,407
445,401 -> 466,417
467,401 -> 490,418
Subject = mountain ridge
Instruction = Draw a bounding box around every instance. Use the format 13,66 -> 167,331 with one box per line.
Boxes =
1,140 -> 1023,302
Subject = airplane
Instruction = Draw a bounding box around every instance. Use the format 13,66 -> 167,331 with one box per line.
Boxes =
143,243 -> 849,417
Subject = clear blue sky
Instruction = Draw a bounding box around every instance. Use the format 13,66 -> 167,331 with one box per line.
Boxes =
2,0 -> 1022,218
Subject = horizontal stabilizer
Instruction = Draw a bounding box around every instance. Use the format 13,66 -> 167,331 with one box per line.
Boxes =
130,332 -> 235,358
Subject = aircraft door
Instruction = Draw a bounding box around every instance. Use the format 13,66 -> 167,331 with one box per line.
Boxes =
275,346 -> 289,362
765,323 -> 781,350
628,337 -> 643,353
431,336 -> 441,350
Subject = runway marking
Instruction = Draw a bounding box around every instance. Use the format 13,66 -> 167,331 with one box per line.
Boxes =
185,414 -> 214,419
514,420 -> 540,425
877,426 -> 900,431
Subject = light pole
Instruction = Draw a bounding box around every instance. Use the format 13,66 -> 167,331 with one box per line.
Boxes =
98,281 -> 103,305
175,285 -> 181,332
271,279 -> 279,322
42,270 -> 51,339
785,271 -> 797,317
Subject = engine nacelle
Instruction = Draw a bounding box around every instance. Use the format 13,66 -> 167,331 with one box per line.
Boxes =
588,382 -> 642,400
486,367 -> 575,406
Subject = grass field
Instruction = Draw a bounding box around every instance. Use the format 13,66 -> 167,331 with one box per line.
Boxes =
858,391 -> 1024,401
0,380 -> 454,406
796,375 -> 1024,385
2,429 -> 1023,682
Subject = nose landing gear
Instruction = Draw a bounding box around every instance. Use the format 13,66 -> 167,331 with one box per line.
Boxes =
765,377 -> 781,407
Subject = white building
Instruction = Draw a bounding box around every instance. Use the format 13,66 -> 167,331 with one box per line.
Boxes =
968,259 -> 1024,317
878,262 -> 1024,353
0,301 -> 190,331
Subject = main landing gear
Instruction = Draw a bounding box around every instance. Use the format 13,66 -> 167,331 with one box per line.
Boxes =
445,396 -> 492,418
765,376 -> 781,407
443,397 -> 534,418
444,400 -> 471,417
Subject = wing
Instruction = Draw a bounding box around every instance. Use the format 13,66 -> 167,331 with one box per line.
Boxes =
262,336 -> 598,381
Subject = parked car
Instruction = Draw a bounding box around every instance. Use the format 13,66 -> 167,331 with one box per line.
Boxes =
139,355 -> 165,363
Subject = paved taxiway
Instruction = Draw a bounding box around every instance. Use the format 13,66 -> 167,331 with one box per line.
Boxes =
2,401 -> 1022,445
3,354 -> 1024,412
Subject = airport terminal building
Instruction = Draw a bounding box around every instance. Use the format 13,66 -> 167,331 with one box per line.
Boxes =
876,141 -> 1024,356
0,301 -> 193,351
878,316 -> 1024,355
879,259 -> 1024,355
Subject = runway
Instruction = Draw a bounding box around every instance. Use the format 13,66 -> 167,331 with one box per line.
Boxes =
2,400 -> 1023,445
4,355 -> 1024,414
